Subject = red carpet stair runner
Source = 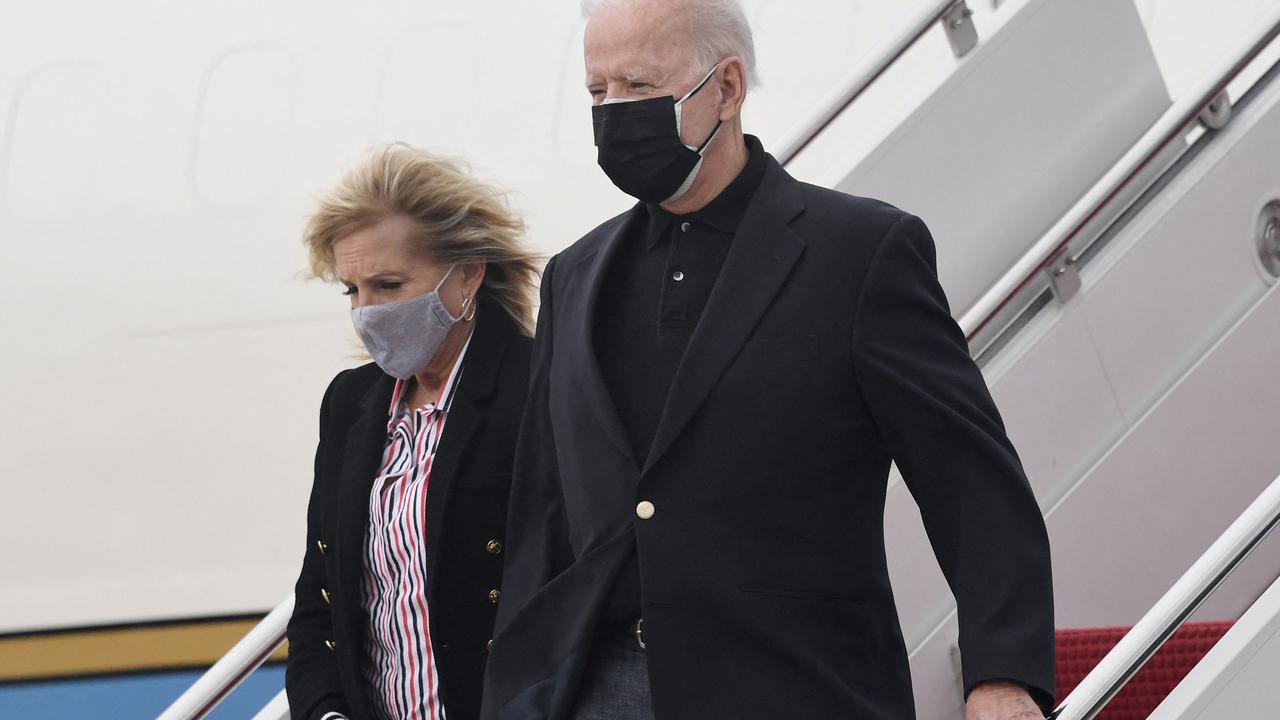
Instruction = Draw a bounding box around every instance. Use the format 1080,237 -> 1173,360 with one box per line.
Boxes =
1054,622 -> 1233,719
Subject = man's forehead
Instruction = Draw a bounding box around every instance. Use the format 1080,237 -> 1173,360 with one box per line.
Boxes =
584,63 -> 669,84
583,38 -> 694,85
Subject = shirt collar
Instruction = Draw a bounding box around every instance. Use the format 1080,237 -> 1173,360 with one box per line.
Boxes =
386,331 -> 473,430
645,134 -> 767,248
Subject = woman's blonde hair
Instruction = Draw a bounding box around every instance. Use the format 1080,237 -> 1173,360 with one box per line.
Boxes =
304,143 -> 541,335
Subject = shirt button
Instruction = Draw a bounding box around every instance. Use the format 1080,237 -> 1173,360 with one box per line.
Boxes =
671,270 -> 685,282
636,500 -> 656,520
680,221 -> 691,232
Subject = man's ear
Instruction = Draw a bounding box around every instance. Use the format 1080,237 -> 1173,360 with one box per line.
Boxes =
717,57 -> 748,121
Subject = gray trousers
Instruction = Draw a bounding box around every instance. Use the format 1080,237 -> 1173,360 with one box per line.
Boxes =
568,636 -> 657,720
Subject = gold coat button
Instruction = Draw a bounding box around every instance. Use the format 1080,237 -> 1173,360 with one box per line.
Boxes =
324,640 -> 336,651
320,588 -> 331,605
486,639 -> 494,652
488,589 -> 501,603
316,540 -> 328,555
636,501 -> 656,520
486,539 -> 504,555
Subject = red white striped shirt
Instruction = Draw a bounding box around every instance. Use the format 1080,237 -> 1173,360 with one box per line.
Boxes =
361,341 -> 469,720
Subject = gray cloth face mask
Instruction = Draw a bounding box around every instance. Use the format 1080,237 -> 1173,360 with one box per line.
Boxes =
350,265 -> 462,379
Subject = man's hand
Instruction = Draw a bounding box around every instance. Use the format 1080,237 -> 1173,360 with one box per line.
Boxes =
965,680 -> 1044,720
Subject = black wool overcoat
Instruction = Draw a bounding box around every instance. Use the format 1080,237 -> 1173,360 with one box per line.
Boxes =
287,307 -> 531,720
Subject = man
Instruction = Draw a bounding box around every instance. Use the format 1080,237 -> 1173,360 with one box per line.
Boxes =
483,0 -> 1054,718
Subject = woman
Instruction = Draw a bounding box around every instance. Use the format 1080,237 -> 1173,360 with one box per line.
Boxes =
286,144 -> 539,720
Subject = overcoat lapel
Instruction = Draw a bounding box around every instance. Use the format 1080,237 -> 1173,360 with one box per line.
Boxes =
643,158 -> 806,474
421,311 -> 512,593
571,204 -> 648,471
421,401 -> 479,592
334,373 -> 395,636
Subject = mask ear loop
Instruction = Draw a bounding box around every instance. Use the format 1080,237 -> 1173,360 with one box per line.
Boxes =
436,263 -> 475,322
677,63 -> 722,105
433,264 -> 457,292
676,63 -> 725,150
695,120 -> 724,154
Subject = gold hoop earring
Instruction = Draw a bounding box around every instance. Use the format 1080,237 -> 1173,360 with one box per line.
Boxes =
461,295 -> 477,322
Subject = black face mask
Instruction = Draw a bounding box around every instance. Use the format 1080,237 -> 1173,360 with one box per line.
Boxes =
592,65 -> 724,204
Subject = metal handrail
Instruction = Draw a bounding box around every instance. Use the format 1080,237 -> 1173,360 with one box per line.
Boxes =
1051,474 -> 1280,720
959,3 -> 1280,347
772,0 -> 969,167
157,593 -> 294,720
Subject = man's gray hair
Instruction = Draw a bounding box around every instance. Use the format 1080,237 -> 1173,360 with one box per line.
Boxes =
581,0 -> 761,88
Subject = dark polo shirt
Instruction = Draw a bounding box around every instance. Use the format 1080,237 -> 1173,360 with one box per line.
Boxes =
592,135 -> 768,625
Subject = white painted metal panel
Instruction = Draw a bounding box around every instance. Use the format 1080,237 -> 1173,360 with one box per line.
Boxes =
1048,281 -> 1280,628
374,23 -> 482,152
1080,132 -> 1280,420
193,45 -> 297,204
3,62 -> 106,222
1048,65 -> 1280,623
1149,576 -> 1280,719
988,306 -> 1129,503
826,0 -> 1170,318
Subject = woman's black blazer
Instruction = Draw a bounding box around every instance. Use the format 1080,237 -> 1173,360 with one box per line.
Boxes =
287,307 -> 531,720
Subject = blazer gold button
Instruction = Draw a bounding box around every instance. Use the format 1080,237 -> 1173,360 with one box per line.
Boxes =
320,588 -> 331,604
486,539 -> 503,555
324,640 -> 336,651
316,540 -> 327,555
488,589 -> 501,603
636,501 -> 656,520
486,639 -> 494,652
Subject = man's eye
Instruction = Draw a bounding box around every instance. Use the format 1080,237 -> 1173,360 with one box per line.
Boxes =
378,281 -> 404,291
341,286 -> 357,297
